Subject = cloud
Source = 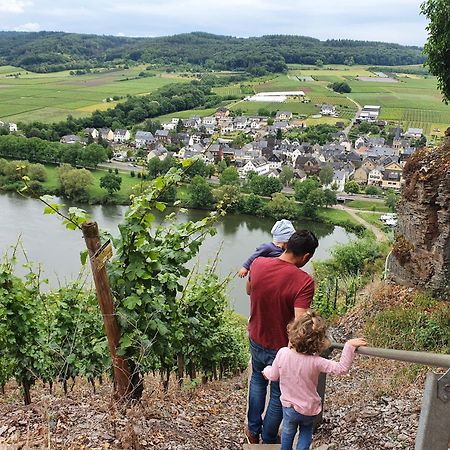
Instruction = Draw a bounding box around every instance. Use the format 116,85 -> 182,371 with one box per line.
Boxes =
0,0 -> 428,46
14,22 -> 40,31
0,0 -> 31,13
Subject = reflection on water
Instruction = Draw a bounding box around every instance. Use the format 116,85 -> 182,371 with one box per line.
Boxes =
0,193 -> 354,317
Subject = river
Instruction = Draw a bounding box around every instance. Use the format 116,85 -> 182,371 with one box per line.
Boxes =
0,193 -> 355,316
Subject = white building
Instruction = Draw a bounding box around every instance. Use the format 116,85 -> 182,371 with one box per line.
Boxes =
84,128 -> 99,139
114,129 -> 130,143
234,116 -> 248,129
404,128 -> 423,138
321,104 -> 336,116
202,116 -> 217,126
239,157 -> 271,178
368,168 -> 384,186
357,105 -> 381,123
162,122 -> 177,131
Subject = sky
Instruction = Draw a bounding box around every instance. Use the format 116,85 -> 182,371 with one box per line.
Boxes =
0,0 -> 429,46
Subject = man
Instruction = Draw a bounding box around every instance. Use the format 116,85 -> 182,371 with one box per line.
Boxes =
245,229 -> 319,445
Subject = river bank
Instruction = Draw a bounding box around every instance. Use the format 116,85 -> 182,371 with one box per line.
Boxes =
0,158 -> 382,236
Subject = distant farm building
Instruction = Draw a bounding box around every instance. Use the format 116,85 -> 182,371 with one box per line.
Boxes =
357,105 -> 381,123
245,91 -> 305,103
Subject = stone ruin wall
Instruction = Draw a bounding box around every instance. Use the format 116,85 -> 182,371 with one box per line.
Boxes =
388,128 -> 450,297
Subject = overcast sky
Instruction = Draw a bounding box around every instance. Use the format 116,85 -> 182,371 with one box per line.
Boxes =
0,0 -> 429,46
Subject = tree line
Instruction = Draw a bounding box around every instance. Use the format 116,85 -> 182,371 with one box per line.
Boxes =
0,31 -> 426,75
0,135 -> 108,167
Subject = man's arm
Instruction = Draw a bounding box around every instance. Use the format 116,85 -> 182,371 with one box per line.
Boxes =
294,307 -> 309,319
294,278 -> 315,319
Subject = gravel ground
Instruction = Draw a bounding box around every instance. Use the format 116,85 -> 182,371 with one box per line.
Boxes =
0,283 -> 440,450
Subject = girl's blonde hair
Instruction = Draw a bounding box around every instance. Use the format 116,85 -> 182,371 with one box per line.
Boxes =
288,311 -> 331,355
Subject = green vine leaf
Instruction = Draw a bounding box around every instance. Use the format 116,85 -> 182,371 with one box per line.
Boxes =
80,250 -> 88,266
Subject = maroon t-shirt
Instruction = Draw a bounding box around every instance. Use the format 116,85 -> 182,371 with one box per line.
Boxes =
248,257 -> 315,350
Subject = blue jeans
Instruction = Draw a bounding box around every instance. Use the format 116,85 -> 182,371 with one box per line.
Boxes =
247,339 -> 283,444
281,406 -> 316,450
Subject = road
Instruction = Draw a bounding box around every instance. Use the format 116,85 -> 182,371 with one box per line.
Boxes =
343,97 -> 362,136
334,204 -> 388,242
98,161 -> 141,172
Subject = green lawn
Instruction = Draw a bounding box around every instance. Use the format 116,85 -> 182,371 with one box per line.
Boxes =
41,164 -> 143,203
356,211 -> 385,230
345,199 -> 390,212
212,84 -> 243,97
316,207 -> 361,228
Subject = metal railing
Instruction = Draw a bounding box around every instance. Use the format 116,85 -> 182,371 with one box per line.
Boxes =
331,343 -> 450,368
317,343 -> 450,450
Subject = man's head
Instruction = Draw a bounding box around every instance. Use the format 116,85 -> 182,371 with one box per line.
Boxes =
285,230 -> 319,267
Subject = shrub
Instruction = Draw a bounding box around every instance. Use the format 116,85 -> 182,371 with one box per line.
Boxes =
365,293 -> 450,352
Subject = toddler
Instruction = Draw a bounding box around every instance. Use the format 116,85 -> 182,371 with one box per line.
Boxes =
263,311 -> 367,450
238,219 -> 295,277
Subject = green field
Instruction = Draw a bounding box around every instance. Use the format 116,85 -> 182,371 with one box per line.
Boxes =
36,163 -> 204,207
356,211 -> 386,230
1,64 -> 449,136
316,207 -> 362,228
0,66 -> 189,123
229,73 -> 357,121
345,199 -> 390,213
285,66 -> 450,137
42,164 -> 142,202
212,84 -> 243,97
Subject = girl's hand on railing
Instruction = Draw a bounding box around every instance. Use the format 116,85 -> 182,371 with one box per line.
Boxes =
347,338 -> 368,348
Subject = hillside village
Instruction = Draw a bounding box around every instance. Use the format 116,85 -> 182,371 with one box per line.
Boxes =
54,105 -> 423,193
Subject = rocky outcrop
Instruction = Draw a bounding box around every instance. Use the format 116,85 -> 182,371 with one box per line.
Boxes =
388,129 -> 450,296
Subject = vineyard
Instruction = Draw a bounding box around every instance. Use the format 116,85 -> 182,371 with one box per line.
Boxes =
0,166 -> 249,405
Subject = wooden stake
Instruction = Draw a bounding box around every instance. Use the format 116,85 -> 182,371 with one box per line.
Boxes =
82,221 -> 132,400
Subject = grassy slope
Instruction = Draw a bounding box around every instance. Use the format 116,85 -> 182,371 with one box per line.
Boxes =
287,66 -> 450,137
0,66 -> 189,123
316,207 -> 362,227
345,199 -> 390,212
1,64 -> 448,136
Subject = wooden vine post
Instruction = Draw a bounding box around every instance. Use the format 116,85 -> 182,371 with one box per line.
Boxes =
81,221 -> 132,400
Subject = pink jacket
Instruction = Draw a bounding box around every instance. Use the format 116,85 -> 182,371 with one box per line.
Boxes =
263,342 -> 356,416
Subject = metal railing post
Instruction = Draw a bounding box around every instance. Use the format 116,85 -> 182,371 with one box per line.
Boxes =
415,369 -> 450,450
315,347 -> 334,429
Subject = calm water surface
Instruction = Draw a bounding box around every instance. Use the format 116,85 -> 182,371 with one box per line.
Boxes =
0,193 -> 354,316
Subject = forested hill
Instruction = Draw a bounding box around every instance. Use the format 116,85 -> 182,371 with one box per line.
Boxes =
0,31 -> 425,74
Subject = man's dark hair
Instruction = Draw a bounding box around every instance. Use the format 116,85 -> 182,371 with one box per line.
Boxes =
286,230 -> 319,256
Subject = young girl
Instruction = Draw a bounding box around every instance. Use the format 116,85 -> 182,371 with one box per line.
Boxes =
263,311 -> 367,450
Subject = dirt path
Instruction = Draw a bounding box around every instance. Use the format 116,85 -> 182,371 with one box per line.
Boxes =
334,204 -> 388,242
343,97 -> 362,136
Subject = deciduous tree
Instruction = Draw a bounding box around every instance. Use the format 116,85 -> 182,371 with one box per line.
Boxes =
100,173 -> 122,197
220,166 -> 240,185
189,175 -> 214,208
421,0 -> 450,102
